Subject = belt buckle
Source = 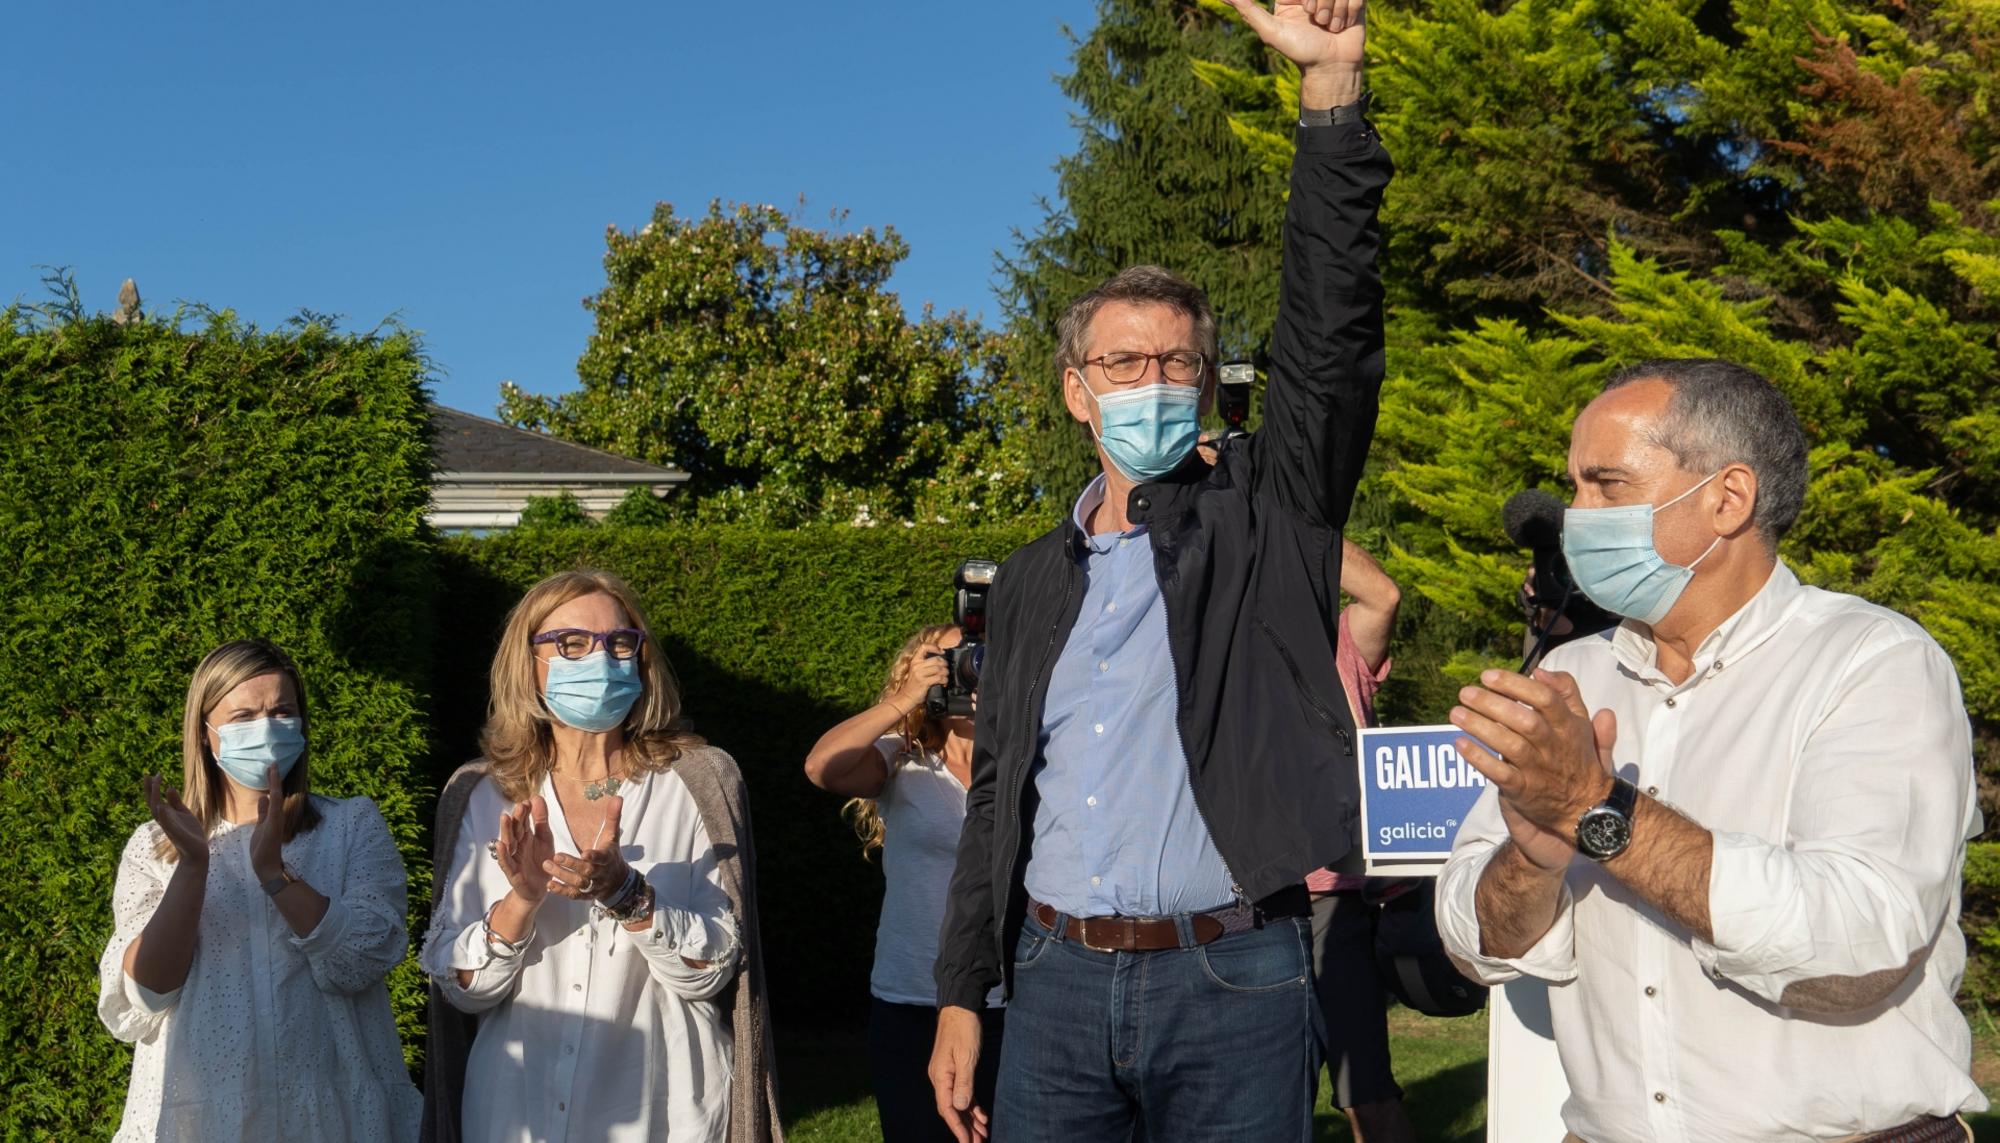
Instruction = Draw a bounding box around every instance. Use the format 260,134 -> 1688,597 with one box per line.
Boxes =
1078,917 -> 1130,953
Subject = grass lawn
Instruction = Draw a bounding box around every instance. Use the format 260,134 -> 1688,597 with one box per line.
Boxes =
779,1007 -> 2000,1141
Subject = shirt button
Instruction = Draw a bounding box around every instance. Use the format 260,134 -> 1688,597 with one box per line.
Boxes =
558,1103 -> 567,1112
1091,876 -> 1102,886
1105,601 -> 1117,614
1119,538 -> 1130,547
1134,496 -> 1150,511
1098,660 -> 1110,672
1644,986 -> 1657,997
1094,723 -> 1105,735
1086,796 -> 1098,807
1654,1092 -> 1667,1104
564,1044 -> 575,1055
1646,786 -> 1659,797
572,982 -> 582,992
1665,697 -> 1677,708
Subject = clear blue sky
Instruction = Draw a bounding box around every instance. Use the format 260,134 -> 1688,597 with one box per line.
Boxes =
2,2 -> 1098,415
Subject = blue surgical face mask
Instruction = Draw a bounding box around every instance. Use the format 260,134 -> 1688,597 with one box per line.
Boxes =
208,716 -> 306,790
1084,381 -> 1202,482
1561,472 -> 1723,626
542,651 -> 643,733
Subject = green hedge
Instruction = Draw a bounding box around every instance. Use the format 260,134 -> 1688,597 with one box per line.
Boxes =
0,306 -> 436,1137
434,523 -> 1044,1020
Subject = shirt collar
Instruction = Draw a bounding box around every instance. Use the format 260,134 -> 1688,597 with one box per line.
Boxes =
1069,473 -> 1148,556
1611,560 -> 1804,687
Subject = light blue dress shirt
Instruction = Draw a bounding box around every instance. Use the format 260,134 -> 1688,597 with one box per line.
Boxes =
1021,475 -> 1237,918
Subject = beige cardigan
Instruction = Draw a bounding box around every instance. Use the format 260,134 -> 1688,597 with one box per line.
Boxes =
419,746 -> 784,1142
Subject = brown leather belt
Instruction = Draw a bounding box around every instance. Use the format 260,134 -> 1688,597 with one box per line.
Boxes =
1030,886 -> 1307,953
1852,1115 -> 1969,1143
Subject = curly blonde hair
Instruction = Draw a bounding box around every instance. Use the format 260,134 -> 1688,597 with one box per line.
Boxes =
843,623 -> 957,857
480,569 -> 705,803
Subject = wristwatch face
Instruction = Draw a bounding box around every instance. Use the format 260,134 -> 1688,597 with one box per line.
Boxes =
1577,807 -> 1632,861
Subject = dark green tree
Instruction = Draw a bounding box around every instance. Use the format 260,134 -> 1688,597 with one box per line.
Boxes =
1190,0 -> 2000,756
997,0 -> 1296,507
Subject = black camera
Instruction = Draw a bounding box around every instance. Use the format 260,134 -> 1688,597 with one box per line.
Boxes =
926,558 -> 998,718
1217,361 -> 1254,443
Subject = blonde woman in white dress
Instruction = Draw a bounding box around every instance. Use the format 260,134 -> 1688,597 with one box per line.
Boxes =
421,569 -> 781,1143
97,638 -> 420,1142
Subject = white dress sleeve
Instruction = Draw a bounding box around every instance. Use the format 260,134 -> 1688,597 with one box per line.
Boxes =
419,783 -> 531,1013
290,798 -> 411,996
628,816 -> 742,1001
97,825 -> 181,1044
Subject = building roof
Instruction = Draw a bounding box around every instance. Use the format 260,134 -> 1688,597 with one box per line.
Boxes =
430,405 -> 680,477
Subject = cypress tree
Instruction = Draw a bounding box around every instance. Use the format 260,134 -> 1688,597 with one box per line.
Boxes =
998,0 -> 1293,508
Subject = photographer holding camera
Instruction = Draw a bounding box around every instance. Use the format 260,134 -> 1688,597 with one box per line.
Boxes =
927,3 -> 1389,1139
805,619 -> 1004,1143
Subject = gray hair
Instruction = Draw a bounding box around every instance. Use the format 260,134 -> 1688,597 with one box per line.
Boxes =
1056,265 -> 1218,382
1602,358 -> 1810,547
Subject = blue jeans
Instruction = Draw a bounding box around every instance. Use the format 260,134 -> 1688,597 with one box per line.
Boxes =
992,909 -> 1319,1142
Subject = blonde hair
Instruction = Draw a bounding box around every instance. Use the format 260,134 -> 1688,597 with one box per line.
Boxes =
480,569 -> 704,803
844,623 -> 957,857
158,639 -> 320,862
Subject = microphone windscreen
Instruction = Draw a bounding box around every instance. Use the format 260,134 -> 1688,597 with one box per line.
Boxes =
1502,489 -> 1567,549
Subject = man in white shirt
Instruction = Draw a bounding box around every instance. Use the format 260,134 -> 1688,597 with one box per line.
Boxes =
1434,357 -> 1986,1142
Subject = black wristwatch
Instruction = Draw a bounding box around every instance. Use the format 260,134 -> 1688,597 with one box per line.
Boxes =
1575,777 -> 1639,861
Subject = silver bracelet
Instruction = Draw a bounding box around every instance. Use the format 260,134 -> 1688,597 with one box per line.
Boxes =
481,907 -> 530,958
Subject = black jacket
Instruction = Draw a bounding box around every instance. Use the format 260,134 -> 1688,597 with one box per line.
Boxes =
935,118 -> 1393,1011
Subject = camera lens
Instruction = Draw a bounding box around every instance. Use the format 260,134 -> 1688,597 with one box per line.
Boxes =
953,643 -> 984,691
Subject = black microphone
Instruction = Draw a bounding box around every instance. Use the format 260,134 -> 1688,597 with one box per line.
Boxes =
1502,489 -> 1569,606
1503,489 -> 1576,673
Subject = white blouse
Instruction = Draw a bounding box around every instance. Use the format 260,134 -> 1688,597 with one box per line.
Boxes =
422,766 -> 741,1143
868,737 -> 1002,1009
96,795 -> 421,1143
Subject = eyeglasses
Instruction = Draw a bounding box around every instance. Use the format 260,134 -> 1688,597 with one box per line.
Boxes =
1083,350 -> 1207,385
531,627 -> 647,660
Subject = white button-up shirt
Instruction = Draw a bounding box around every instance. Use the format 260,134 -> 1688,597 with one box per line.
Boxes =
1437,563 -> 1986,1141
423,766 -> 741,1143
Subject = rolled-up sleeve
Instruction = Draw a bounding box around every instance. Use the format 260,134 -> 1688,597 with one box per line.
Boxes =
1435,785 -> 1580,985
420,791 -> 530,1013
1691,637 -> 1977,1005
629,820 -> 741,1001
291,799 -> 409,996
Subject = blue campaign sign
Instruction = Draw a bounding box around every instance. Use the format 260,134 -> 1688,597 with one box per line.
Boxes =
1357,725 -> 1492,872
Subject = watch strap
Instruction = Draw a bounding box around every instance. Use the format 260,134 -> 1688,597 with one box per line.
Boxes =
1606,775 -> 1638,818
261,869 -> 294,897
1300,90 -> 1372,127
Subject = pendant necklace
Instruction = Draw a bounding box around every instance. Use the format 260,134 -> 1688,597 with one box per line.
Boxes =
555,769 -> 624,801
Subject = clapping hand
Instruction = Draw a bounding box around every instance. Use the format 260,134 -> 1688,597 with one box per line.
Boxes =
495,795 -> 559,905
545,794 -> 634,903
145,774 -> 209,864
1449,668 -> 1619,859
1221,0 -> 1367,69
249,765 -> 288,882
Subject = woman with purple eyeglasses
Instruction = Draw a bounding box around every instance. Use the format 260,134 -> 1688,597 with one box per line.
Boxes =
420,570 -> 780,1143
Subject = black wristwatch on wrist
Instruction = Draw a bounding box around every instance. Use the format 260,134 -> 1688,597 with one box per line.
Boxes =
1575,777 -> 1639,861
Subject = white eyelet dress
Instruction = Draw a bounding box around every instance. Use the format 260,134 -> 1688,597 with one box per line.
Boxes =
96,794 -> 422,1142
